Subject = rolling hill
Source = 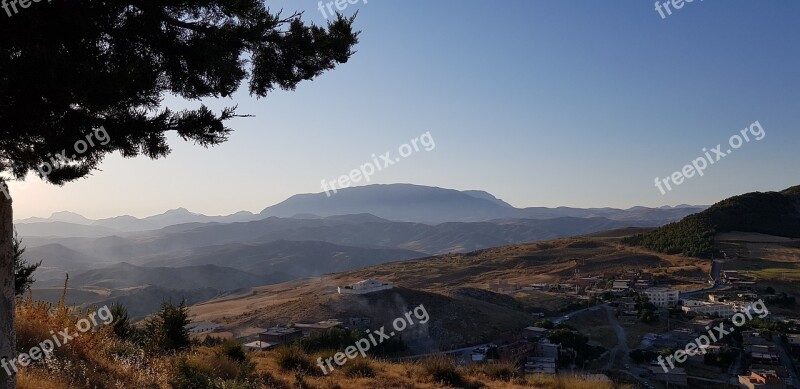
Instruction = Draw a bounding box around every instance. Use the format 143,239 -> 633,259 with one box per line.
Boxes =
623,185 -> 800,257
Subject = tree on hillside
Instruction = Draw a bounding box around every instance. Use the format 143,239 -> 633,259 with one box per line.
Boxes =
13,233 -> 40,296
0,3 -> 358,386
109,302 -> 133,339
145,300 -> 192,352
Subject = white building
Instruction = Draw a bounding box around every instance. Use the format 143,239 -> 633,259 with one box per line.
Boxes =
337,279 -> 393,295
681,300 -> 737,316
643,287 -> 679,307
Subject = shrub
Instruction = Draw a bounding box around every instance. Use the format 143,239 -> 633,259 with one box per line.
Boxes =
471,362 -> 517,381
421,357 -> 482,388
343,358 -> 376,378
218,340 -> 247,363
274,346 -> 320,376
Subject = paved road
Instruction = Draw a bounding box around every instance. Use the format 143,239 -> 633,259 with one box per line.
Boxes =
604,305 -> 630,370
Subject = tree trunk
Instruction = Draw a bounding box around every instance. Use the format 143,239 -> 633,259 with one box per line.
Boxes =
0,183 -> 14,389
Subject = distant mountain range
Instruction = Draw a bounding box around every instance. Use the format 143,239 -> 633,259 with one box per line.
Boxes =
17,208 -> 259,234
17,183 -> 707,318
16,184 -> 706,237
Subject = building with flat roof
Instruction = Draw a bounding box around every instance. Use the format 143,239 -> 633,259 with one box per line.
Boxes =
258,327 -> 303,344
243,341 -> 275,351
338,279 -> 393,295
525,357 -> 556,374
648,367 -> 687,386
294,320 -> 343,336
643,287 -> 679,307
681,300 -> 737,316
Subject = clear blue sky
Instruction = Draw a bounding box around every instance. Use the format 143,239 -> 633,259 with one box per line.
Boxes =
11,0 -> 800,219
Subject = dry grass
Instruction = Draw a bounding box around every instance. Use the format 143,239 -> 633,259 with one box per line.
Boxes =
15,296 -> 171,388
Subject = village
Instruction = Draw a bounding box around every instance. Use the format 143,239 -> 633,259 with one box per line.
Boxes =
184,268 -> 800,389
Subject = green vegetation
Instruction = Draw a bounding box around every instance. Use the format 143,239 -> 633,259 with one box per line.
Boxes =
421,357 -> 482,389
342,358 -> 376,378
623,186 -> 800,258
633,294 -> 659,324
629,349 -> 658,364
274,346 -> 321,376
13,233 -> 41,296
109,302 -> 132,339
299,327 -> 407,356
703,345 -> 738,367
622,214 -> 715,257
548,326 -> 606,367
144,300 -> 192,352
534,319 -> 555,329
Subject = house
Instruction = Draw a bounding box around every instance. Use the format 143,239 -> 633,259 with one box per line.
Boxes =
525,357 -> 557,374
749,345 -> 781,363
786,334 -> 800,354
186,321 -> 219,335
523,327 -> 549,340
573,277 -> 599,288
258,327 -> 303,344
532,341 -> 560,359
643,287 -> 679,307
294,320 -> 343,336
648,366 -> 688,386
681,300 -> 737,316
738,369 -> 787,389
612,280 -> 631,293
243,341 -> 275,351
338,279 -> 393,295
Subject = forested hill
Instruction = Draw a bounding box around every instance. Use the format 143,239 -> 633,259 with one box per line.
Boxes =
623,185 -> 800,258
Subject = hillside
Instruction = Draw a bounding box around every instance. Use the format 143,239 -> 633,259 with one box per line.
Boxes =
138,240 -> 426,279
623,185 -> 800,258
188,238 -> 700,349
65,262 -> 281,290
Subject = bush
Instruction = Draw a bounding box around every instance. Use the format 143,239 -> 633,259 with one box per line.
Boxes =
421,357 -> 481,388
343,358 -> 376,378
218,340 -> 247,363
471,362 -> 518,381
170,357 -> 214,389
274,346 -> 320,376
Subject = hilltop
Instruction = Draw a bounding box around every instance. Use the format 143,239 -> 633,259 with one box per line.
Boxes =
622,185 -> 800,257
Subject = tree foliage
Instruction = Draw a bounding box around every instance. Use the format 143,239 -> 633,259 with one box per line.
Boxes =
0,1 -> 359,185
622,185 -> 800,258
145,300 -> 191,352
109,302 -> 133,339
13,232 -> 40,296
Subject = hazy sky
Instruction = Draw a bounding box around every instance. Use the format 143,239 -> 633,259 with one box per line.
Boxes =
9,1 -> 800,219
